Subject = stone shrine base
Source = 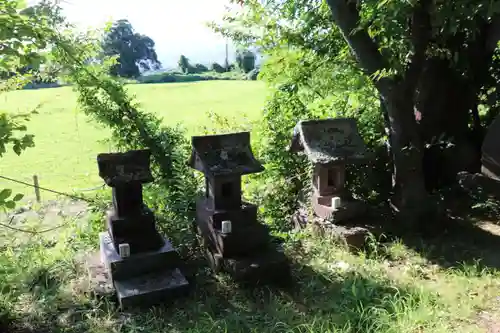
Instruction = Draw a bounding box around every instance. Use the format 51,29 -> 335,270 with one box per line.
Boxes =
312,195 -> 368,222
196,231 -> 291,286
114,268 -> 189,308
99,232 -> 189,308
292,208 -> 379,252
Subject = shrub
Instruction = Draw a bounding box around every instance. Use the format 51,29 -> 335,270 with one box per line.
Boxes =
193,63 -> 209,73
211,62 -> 226,73
247,68 -> 260,81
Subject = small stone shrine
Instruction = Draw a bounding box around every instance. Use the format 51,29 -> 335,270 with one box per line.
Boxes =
458,114 -> 500,199
97,149 -> 189,308
290,118 -> 370,222
189,132 -> 290,284
481,114 -> 500,180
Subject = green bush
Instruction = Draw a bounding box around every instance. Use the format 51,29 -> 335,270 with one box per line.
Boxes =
211,62 -> 226,73
247,68 -> 260,81
193,63 -> 209,73
137,71 -> 245,84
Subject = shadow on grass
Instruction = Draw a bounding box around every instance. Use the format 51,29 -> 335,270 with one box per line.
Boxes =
4,253 -> 437,333
360,189 -> 500,272
392,216 -> 500,270
115,260 -> 436,333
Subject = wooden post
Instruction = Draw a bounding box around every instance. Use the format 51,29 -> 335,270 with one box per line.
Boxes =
33,175 -> 41,203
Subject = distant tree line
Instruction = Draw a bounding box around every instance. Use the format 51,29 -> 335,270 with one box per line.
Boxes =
6,18 -> 260,86
101,19 -> 258,79
177,53 -> 256,75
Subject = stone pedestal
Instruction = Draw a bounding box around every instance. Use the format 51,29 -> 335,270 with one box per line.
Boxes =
106,208 -> 164,255
194,199 -> 290,285
222,246 -> 290,284
96,149 -> 190,308
312,192 -> 367,222
100,232 -> 189,308
290,118 -> 372,225
189,132 -> 290,285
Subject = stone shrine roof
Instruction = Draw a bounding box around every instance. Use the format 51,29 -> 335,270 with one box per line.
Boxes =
290,118 -> 369,164
189,132 -> 264,177
97,149 -> 154,187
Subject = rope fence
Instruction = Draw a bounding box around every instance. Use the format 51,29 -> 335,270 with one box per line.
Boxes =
0,174 -> 106,235
0,174 -> 105,203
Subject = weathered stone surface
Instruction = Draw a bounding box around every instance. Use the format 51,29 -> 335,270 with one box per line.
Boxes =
457,171 -> 500,201
291,118 -> 371,225
482,114 -> 500,180
189,132 -> 264,177
100,232 -> 180,281
97,149 -> 154,187
190,131 -> 290,285
97,149 -> 164,255
82,252 -> 115,298
222,249 -> 290,285
115,268 -> 189,308
312,194 -> 368,222
95,149 -> 190,308
313,164 -> 347,196
194,216 -> 271,257
290,118 -> 369,165
106,209 -> 164,254
196,198 -> 258,230
313,221 -> 371,251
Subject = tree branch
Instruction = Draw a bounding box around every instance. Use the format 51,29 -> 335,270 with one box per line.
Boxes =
324,0 -> 393,97
405,0 -> 432,92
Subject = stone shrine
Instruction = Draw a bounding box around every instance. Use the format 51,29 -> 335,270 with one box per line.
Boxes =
97,149 -> 189,308
189,132 -> 290,284
481,114 -> 500,180
290,118 -> 370,222
458,115 -> 500,199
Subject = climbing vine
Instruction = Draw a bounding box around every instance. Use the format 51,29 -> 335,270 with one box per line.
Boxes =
50,29 -> 198,222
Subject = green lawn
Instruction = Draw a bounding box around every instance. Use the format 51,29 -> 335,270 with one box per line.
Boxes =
0,81 -> 268,200
1,81 -> 500,333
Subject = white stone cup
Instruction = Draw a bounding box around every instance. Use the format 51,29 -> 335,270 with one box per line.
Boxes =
118,243 -> 131,258
221,220 -> 232,234
331,197 -> 342,210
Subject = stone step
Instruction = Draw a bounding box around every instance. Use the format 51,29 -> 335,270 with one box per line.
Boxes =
222,248 -> 290,283
100,232 -> 181,281
114,268 -> 189,308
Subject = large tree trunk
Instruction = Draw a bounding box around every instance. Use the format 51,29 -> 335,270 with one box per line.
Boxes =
325,0 -> 431,225
385,87 -> 429,224
417,14 -> 500,190
417,57 -> 482,190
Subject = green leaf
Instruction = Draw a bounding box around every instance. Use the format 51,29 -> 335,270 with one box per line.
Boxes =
4,201 -> 16,209
12,143 -> 21,155
0,189 -> 12,201
12,193 -> 24,202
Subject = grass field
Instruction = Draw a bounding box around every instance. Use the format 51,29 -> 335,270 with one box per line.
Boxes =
0,81 -> 268,200
1,81 -> 500,332
2,210 -> 500,333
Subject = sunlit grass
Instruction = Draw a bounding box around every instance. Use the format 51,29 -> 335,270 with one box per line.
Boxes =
0,81 -> 268,200
1,212 -> 498,333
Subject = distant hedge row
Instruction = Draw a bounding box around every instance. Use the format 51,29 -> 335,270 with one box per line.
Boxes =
136,71 -> 252,84
20,70 -> 260,90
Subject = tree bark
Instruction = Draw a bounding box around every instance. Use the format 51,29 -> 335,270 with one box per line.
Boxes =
325,0 -> 431,224
416,14 -> 500,190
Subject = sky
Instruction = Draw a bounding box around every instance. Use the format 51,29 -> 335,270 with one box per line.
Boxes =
34,0 -> 239,69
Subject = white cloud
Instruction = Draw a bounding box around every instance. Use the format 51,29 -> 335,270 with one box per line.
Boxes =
39,0 -> 238,67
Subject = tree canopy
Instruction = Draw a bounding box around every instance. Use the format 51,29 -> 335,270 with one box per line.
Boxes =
214,0 -> 500,225
102,19 -> 161,78
235,48 -> 256,73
